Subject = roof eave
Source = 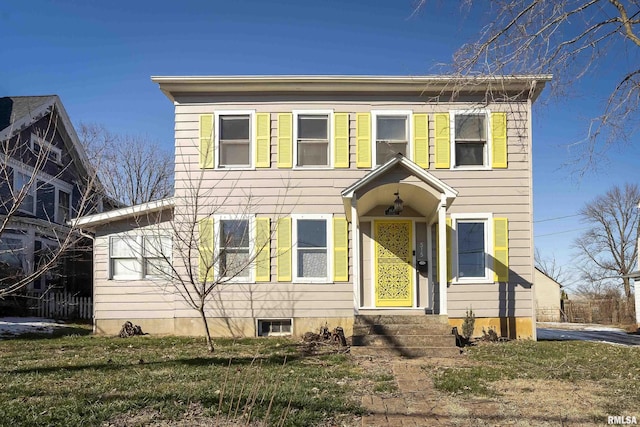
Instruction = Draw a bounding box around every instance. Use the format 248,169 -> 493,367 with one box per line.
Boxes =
72,197 -> 175,229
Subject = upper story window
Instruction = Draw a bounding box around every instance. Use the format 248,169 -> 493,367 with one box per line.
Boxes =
452,112 -> 489,168
293,111 -> 332,168
293,215 -> 331,282
373,112 -> 410,166
13,171 -> 35,215
218,115 -> 251,168
31,134 -> 62,164
57,189 -> 71,223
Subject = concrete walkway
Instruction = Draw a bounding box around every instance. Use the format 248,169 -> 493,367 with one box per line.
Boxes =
360,360 -> 450,426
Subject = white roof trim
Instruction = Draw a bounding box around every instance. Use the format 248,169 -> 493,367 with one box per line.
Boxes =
0,98 -> 55,141
341,154 -> 458,200
72,197 -> 175,228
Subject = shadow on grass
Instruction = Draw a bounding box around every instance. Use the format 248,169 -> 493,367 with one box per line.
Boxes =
7,353 -> 305,375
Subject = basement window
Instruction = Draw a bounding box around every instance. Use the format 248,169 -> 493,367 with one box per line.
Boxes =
258,319 -> 292,337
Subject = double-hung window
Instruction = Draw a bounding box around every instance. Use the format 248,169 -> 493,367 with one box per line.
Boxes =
293,215 -> 331,282
0,235 -> 27,274
57,189 -> 71,223
218,114 -> 252,168
218,219 -> 251,280
294,112 -> 331,167
13,170 -> 35,214
452,214 -> 492,283
452,111 -> 489,167
373,112 -> 410,166
109,235 -> 172,280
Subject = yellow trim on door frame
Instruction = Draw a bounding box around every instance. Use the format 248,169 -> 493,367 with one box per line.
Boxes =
373,219 -> 414,307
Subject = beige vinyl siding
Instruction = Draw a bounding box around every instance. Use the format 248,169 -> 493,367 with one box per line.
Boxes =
170,97 -> 533,321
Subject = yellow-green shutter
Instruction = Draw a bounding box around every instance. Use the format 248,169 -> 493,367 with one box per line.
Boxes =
434,113 -> 450,169
491,112 -> 507,168
199,114 -> 214,169
493,217 -> 509,282
198,218 -> 214,282
446,217 -> 452,282
255,217 -> 271,282
276,217 -> 292,281
334,113 -> 349,168
277,113 -> 293,168
413,113 -> 429,168
355,113 -> 371,168
333,217 -> 348,282
255,113 -> 271,168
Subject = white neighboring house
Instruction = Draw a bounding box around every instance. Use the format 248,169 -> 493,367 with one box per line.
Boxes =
533,267 -> 563,322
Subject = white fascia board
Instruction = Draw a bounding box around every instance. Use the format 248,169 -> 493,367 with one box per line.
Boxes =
72,197 -> 175,228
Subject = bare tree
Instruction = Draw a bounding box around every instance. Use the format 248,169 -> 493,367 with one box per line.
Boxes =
534,247 -> 571,285
79,123 -> 174,206
0,107 -> 102,298
573,183 -> 639,308
416,0 -> 640,171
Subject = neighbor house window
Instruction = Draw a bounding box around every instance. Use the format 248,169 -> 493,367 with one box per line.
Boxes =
218,219 -> 251,279
293,215 -> 330,282
453,112 -> 488,167
295,114 -> 330,167
109,235 -> 171,280
374,113 -> 409,165
218,114 -> 251,167
13,170 -> 35,214
0,236 -> 27,275
57,189 -> 71,223
258,319 -> 292,336
31,134 -> 62,164
453,215 -> 491,282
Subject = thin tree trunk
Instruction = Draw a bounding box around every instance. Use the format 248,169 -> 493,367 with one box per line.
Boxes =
198,306 -> 214,352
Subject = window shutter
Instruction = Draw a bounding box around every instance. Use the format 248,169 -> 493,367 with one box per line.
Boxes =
199,114 -> 214,169
277,113 -> 293,168
493,217 -> 509,282
255,113 -> 271,168
413,113 -> 429,168
434,113 -> 450,169
276,217 -> 292,281
255,217 -> 271,282
334,113 -> 349,168
198,218 -> 214,282
356,113 -> 371,168
491,112 -> 507,168
446,217 -> 452,282
333,217 -> 348,282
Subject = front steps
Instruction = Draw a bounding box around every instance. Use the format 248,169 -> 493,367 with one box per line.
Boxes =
350,315 -> 460,358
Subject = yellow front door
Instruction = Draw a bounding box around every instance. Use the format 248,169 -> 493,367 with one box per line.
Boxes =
374,220 -> 413,307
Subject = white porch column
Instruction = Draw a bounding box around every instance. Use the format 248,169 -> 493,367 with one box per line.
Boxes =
351,198 -> 360,313
438,196 -> 448,315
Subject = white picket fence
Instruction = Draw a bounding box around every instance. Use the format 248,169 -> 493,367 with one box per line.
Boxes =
25,292 -> 93,320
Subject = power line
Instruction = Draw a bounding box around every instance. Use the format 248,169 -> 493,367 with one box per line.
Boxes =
534,227 -> 589,238
534,214 -> 581,223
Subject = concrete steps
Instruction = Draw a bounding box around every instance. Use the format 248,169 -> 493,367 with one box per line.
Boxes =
350,314 -> 460,358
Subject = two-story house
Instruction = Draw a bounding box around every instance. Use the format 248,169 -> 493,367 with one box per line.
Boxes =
0,95 -> 107,297
76,75 -> 550,342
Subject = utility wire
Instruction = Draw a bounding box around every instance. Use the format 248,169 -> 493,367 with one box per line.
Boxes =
534,214 -> 580,223
534,226 -> 589,238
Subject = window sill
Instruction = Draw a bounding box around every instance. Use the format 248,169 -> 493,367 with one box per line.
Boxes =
451,165 -> 491,171
214,166 -> 255,171
293,278 -> 331,284
451,278 -> 494,285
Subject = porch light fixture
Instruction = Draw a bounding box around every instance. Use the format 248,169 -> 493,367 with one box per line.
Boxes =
385,191 -> 404,215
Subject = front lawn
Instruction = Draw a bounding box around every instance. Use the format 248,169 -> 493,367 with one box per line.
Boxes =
0,330 -> 368,426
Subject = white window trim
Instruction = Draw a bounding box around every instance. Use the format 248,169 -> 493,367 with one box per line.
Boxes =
450,213 -> 494,284
372,110 -> 413,167
13,170 -> 36,215
256,318 -> 293,337
292,110 -> 334,169
214,110 -> 256,170
292,214 -> 333,284
55,188 -> 72,224
450,109 -> 492,171
30,133 -> 62,165
215,215 -> 255,283
109,235 -> 172,281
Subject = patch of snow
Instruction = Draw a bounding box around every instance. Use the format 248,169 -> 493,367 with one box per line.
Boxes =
0,317 -> 65,338
537,322 -> 625,332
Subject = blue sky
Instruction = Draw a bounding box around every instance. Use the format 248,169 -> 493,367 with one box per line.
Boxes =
1,0 -> 637,290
